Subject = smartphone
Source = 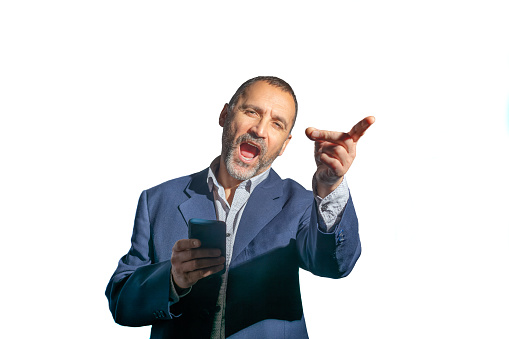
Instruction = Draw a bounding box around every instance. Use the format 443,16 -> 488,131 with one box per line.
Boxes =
188,218 -> 226,274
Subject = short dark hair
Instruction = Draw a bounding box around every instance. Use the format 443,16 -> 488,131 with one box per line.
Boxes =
228,76 -> 298,131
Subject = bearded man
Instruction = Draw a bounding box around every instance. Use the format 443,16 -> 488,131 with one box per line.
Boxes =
106,76 -> 374,338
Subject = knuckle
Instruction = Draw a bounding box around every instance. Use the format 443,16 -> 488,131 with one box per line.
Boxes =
173,240 -> 183,251
171,257 -> 182,268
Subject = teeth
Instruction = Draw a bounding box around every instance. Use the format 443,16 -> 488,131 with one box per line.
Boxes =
247,142 -> 259,150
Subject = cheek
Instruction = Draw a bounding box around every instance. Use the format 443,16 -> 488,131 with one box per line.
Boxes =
231,120 -> 251,135
226,121 -> 243,138
268,136 -> 288,155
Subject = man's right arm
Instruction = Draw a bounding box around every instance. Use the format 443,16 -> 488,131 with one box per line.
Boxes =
105,190 -> 178,326
105,190 -> 224,327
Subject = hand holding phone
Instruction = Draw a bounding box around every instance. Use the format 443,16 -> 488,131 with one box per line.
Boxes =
170,219 -> 227,290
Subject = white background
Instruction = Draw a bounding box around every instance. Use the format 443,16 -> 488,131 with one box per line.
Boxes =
1,1 -> 508,338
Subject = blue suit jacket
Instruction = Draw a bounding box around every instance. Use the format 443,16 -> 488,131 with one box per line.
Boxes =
106,168 -> 361,338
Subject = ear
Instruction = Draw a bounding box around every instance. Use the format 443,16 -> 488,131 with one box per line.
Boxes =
278,134 -> 292,156
219,103 -> 229,127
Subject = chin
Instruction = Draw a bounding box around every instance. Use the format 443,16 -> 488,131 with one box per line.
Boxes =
227,159 -> 259,181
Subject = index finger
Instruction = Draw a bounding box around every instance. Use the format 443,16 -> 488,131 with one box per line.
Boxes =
173,238 -> 202,252
305,127 -> 351,144
349,116 -> 375,142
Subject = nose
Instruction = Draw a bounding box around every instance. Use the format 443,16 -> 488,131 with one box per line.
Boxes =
249,119 -> 269,139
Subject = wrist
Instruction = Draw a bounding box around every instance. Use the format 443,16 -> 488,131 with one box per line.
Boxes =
313,174 -> 343,199
171,270 -> 191,295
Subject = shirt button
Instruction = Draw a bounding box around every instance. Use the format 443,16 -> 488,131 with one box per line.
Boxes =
226,233 -> 231,237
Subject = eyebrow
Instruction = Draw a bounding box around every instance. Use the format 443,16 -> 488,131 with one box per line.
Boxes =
239,104 -> 289,129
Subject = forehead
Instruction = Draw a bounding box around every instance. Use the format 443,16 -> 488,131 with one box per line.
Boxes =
239,81 -> 296,118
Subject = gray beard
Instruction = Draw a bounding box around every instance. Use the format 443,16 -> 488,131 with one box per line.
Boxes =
221,122 -> 280,181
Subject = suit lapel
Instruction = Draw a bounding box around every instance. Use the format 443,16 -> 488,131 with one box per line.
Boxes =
230,169 -> 284,264
178,169 -> 217,226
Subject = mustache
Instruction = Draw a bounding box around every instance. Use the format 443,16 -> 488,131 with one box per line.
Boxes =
235,133 -> 267,154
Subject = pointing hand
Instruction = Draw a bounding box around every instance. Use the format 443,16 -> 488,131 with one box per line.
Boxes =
305,116 -> 375,197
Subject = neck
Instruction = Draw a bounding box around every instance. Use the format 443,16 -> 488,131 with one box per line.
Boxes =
217,155 -> 243,205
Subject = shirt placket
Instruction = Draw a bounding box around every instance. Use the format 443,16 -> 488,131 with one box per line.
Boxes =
215,183 -> 250,339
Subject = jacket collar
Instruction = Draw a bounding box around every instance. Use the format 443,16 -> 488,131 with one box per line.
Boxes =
178,169 -> 217,225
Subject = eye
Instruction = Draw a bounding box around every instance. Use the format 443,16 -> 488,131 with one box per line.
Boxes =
273,121 -> 284,130
246,110 -> 257,116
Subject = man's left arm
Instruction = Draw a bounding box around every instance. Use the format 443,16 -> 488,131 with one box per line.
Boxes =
297,116 -> 375,278
296,181 -> 360,278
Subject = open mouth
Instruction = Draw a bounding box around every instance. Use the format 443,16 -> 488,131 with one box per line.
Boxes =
239,142 -> 260,162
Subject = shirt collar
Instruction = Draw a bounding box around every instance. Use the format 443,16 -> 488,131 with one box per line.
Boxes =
207,156 -> 271,194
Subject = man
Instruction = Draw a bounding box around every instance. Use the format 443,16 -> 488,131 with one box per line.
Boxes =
106,76 -> 374,338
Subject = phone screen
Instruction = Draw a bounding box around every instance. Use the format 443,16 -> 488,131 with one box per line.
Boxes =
188,218 -> 226,274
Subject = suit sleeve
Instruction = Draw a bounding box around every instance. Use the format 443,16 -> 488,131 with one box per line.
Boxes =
296,193 -> 361,279
105,190 -> 179,327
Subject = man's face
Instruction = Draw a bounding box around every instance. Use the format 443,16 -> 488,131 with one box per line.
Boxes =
220,81 -> 295,181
